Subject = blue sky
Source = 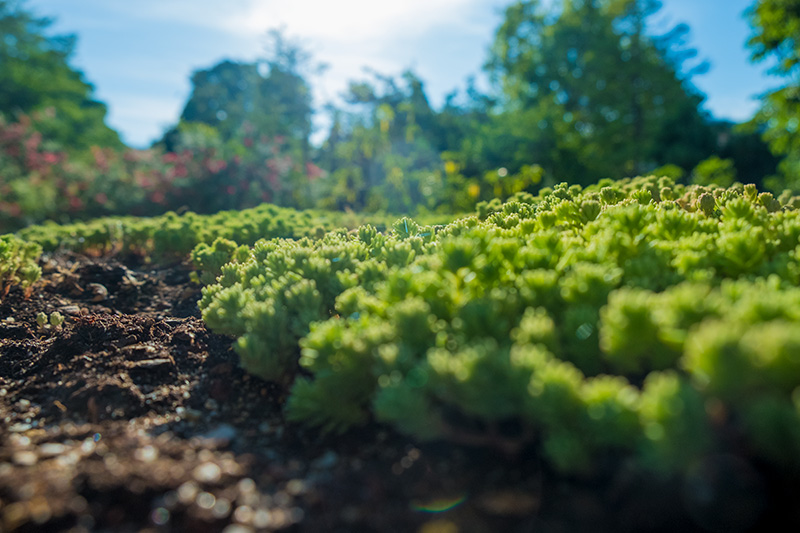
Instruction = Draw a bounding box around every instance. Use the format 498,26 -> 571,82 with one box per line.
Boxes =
26,0 -> 779,147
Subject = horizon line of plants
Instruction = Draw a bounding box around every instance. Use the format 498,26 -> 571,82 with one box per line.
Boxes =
1,109 -> 775,236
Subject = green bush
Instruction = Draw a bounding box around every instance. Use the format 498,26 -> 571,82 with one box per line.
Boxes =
0,234 -> 41,299
198,176 -> 800,477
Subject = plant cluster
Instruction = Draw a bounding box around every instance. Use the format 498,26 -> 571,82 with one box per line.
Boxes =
199,176 -> 800,477
0,233 -> 41,299
16,202 -> 431,261
35,310 -> 64,330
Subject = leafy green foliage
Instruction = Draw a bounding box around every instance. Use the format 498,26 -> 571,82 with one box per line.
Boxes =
199,176 -> 800,478
316,71 -> 473,213
0,233 -> 40,298
16,202 -> 436,262
163,31 -> 314,152
691,156 -> 737,187
0,0 -> 121,151
747,0 -> 800,191
0,110 -> 328,232
1,0 -> 780,231
483,0 -> 715,183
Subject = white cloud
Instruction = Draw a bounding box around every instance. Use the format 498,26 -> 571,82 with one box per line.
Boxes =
225,0 -> 477,43
95,0 -> 494,111
99,0 -> 482,45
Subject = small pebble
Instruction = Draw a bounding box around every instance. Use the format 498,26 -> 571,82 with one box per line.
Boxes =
194,462 -> 222,484
39,443 -> 66,456
177,481 -> 199,504
10,435 -> 31,447
13,451 -> 38,466
252,509 -> 272,528
135,445 -> 159,463
87,283 -> 109,302
237,478 -> 256,494
234,505 -> 254,524
80,439 -> 96,454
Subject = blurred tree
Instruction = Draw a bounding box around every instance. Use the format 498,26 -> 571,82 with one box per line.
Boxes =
316,70 -> 450,211
484,0 -> 714,185
0,0 -> 121,150
711,120 -> 777,187
162,30 -> 314,162
437,78 -> 498,176
746,0 -> 800,190
690,155 -> 736,187
177,60 -> 262,142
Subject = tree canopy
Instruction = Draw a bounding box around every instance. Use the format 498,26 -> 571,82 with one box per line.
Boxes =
483,0 -> 715,184
0,0 -> 121,150
161,31 -> 313,163
747,0 -> 800,189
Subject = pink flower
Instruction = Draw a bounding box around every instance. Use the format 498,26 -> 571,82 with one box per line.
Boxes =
92,146 -> 109,172
174,164 -> 188,178
24,132 -> 42,152
0,202 -> 22,217
306,162 -> 325,180
206,160 -> 227,174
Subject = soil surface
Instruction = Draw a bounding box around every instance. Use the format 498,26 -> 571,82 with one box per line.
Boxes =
1,252 -> 798,532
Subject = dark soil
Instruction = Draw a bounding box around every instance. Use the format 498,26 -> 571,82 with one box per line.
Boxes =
1,252 -> 797,532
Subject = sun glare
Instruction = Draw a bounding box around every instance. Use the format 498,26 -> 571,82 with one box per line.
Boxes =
226,0 -> 473,42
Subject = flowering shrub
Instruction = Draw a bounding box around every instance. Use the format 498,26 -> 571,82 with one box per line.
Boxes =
159,122 -> 323,213
0,113 -> 323,232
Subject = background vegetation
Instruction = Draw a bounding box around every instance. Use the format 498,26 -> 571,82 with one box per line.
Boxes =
0,0 -> 795,231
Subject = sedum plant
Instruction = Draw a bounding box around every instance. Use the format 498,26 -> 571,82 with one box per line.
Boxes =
199,176 -> 800,477
0,234 -> 41,299
16,199 -> 451,263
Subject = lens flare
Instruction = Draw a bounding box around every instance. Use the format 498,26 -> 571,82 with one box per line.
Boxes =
411,494 -> 467,513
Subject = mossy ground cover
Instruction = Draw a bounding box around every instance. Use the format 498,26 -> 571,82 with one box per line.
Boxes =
2,180 -> 800,531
